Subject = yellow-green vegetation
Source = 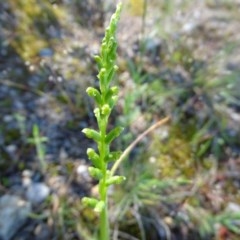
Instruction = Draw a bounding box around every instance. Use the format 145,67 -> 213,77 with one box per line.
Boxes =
128,0 -> 145,16
27,125 -> 48,173
148,124 -> 196,179
8,0 -> 66,60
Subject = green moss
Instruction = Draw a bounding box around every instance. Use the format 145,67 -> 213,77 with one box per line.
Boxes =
8,0 -> 65,60
148,124 -> 196,178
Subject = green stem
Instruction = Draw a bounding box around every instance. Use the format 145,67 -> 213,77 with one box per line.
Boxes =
36,142 -> 46,172
99,116 -> 110,240
100,179 -> 109,240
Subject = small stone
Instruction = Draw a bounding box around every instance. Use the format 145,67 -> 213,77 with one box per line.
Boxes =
22,169 -> 33,187
182,22 -> 196,33
76,164 -> 90,181
3,115 -> 13,122
57,76 -> 63,82
164,216 -> 174,226
48,176 -> 68,196
226,202 -> 240,213
149,156 -> 156,164
0,195 -> 31,240
91,184 -> 99,198
6,145 -> 17,154
29,65 -> 35,72
39,48 -> 53,57
59,148 -> 68,161
22,169 -> 33,178
26,183 -> 50,204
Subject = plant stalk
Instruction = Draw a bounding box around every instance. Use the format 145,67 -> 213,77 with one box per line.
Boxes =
100,182 -> 109,240
99,116 -> 110,240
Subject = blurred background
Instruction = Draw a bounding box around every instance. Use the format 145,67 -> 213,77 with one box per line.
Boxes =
0,0 -> 240,239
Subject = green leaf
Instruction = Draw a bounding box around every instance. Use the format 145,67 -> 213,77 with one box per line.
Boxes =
225,223 -> 240,234
32,125 -> 48,142
105,126 -> 124,144
33,124 -> 39,136
106,65 -> 118,85
82,128 -> 101,142
105,151 -> 122,162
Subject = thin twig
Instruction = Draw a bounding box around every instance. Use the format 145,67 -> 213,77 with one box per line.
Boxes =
110,116 -> 170,176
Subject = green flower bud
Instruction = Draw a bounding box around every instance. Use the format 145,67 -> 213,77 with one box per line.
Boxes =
114,65 -> 119,71
97,68 -> 106,81
102,42 -> 107,47
94,55 -> 102,69
109,95 -> 118,108
88,166 -> 103,180
82,128 -> 101,142
112,95 -> 118,102
111,86 -> 119,95
107,37 -> 116,53
86,148 -> 101,168
86,87 -> 102,105
94,201 -> 105,213
82,197 -> 98,208
94,108 -> 100,120
105,86 -> 118,102
101,104 -> 111,116
106,176 -> 126,186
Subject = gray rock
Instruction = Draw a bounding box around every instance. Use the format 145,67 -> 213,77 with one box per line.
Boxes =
0,195 -> 31,240
226,202 -> 240,213
26,183 -> 50,204
76,164 -> 91,182
39,48 -> 53,57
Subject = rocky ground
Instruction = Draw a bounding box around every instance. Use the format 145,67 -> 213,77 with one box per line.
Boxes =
0,0 -> 240,240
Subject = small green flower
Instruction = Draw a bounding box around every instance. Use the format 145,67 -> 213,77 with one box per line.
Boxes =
82,197 -> 99,208
82,128 -> 101,142
88,167 -> 103,180
105,175 -> 126,186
